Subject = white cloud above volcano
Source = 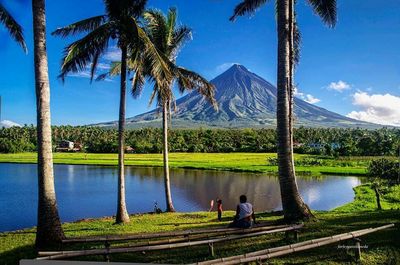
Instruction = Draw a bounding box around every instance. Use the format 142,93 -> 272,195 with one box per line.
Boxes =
346,92 -> 400,126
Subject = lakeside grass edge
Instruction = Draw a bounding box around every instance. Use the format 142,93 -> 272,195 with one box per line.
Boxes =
0,152 -> 370,176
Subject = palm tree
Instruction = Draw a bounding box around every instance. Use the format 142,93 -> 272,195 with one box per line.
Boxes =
231,0 -> 336,221
32,0 -> 65,248
52,0 -> 169,224
129,8 -> 217,212
0,3 -> 27,52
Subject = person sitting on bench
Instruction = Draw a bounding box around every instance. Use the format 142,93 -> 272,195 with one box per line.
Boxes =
229,194 -> 256,228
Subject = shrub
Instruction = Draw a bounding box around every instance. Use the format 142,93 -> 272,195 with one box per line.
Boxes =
368,158 -> 400,183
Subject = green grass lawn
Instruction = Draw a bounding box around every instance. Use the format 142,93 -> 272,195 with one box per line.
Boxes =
1,185 -> 399,264
0,152 -> 378,175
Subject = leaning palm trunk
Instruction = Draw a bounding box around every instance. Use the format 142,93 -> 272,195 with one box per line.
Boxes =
162,100 -> 175,212
33,0 -> 65,248
276,0 -> 312,222
115,44 -> 130,224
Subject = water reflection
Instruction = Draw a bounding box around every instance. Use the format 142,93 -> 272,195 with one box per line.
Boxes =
0,163 -> 362,232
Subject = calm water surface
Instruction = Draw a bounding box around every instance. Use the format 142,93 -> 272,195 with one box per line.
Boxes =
0,163 -> 362,232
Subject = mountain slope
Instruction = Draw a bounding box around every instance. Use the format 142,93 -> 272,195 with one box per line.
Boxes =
96,64 -> 377,129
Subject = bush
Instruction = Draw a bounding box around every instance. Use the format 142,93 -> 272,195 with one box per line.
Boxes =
368,158 -> 400,183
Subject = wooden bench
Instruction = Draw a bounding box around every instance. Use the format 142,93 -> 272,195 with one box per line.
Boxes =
193,223 -> 395,265
37,224 -> 304,261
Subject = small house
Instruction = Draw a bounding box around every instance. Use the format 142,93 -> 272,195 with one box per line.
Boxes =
125,146 -> 134,153
56,140 -> 77,152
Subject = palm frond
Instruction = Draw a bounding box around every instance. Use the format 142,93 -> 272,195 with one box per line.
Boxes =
307,0 -> 337,27
130,17 -> 172,88
52,15 -> 106,38
104,0 -> 147,19
131,71 -> 145,99
109,61 -> 122,76
148,84 -> 159,107
95,72 -> 109,81
230,0 -> 269,21
103,0 -> 120,19
175,67 -> 217,110
126,0 -> 147,18
144,9 -> 168,53
89,49 -> 102,82
166,7 -> 177,46
171,25 -> 192,58
0,4 -> 27,52
59,23 -> 111,81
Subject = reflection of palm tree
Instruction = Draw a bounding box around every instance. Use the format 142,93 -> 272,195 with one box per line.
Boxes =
129,8 -> 217,212
52,0 -> 168,224
0,3 -> 27,52
32,0 -> 65,248
231,0 -> 337,221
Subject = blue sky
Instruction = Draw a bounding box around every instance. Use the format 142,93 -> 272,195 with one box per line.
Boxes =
0,0 -> 399,126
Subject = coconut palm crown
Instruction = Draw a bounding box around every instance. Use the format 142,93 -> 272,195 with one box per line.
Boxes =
0,3 -> 27,52
52,0 -> 169,83
132,8 -> 217,109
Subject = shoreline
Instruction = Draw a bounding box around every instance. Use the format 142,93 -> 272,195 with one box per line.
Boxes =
0,152 -> 370,176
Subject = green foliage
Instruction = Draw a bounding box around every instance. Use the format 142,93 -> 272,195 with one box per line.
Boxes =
0,126 -> 399,157
368,158 -> 400,183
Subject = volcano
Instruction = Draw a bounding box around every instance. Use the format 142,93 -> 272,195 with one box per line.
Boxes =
96,64 -> 376,128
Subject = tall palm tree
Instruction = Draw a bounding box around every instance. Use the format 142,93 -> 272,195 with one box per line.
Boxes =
32,0 -> 65,248
129,8 -> 217,212
52,0 -> 169,224
231,0 -> 336,221
0,3 -> 27,52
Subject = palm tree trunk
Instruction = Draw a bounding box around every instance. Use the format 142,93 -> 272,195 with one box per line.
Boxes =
373,186 -> 382,210
288,0 -> 295,167
276,0 -> 312,222
32,0 -> 65,249
162,101 -> 175,212
115,44 -> 130,224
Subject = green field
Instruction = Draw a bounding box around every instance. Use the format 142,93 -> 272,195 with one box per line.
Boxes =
1,185 -> 399,264
0,152 -> 381,175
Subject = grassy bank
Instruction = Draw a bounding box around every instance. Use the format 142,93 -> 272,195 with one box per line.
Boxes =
1,185 -> 399,264
334,184 -> 400,212
0,152 -> 380,175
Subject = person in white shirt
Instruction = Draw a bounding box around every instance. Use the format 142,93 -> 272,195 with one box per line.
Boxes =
229,194 -> 256,228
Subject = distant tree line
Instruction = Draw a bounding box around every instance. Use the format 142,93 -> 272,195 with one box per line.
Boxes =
1,126 -> 399,156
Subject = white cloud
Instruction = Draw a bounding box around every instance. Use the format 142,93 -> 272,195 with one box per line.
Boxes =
215,62 -> 240,73
304,94 -> 321,104
69,72 -> 92,78
94,63 -> 111,70
294,87 -> 321,104
68,70 -> 113,82
103,47 -> 121,61
327,80 -> 351,92
0,120 -> 21,128
346,92 -> 400,126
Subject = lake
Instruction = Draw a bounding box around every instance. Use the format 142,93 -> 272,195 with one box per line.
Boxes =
0,163 -> 362,232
